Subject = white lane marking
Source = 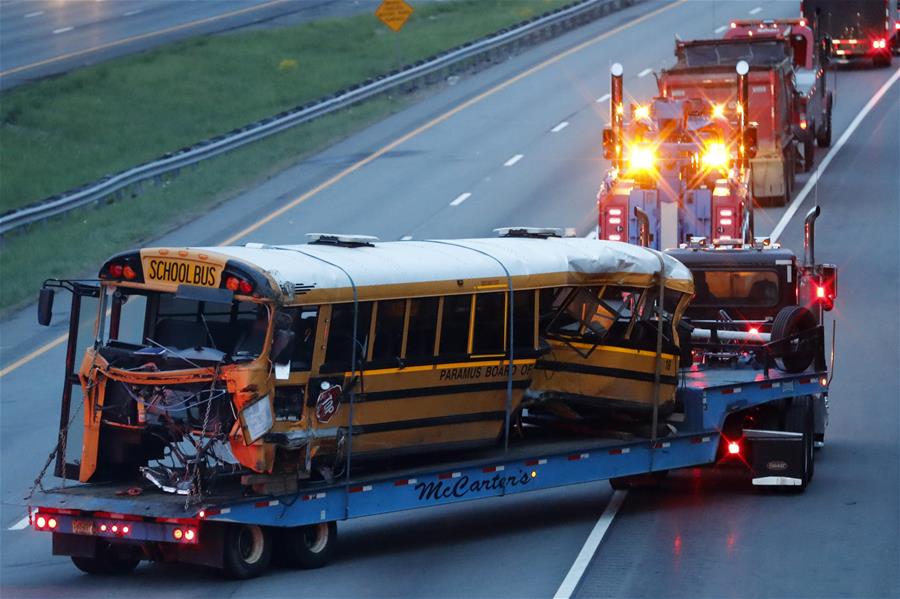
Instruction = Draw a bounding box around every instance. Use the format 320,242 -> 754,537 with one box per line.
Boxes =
585,226 -> 598,239
449,192 -> 471,206
715,25 -> 727,33
9,512 -> 31,531
771,67 -> 900,241
52,26 -> 74,34
551,121 -> 569,133
24,11 -> 44,18
553,490 -> 627,599
596,93 -> 611,103
124,9 -> 143,16
504,154 -> 524,167
400,235 -> 412,241
637,67 -> 653,78
749,7 -> 762,15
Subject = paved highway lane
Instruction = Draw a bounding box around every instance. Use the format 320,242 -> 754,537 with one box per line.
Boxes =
1,0 -> 898,595
0,0 -> 376,89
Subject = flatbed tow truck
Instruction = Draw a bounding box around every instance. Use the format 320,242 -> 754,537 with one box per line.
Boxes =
27,231 -> 835,579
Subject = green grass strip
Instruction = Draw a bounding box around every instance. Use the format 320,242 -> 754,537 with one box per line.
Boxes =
0,0 -> 571,312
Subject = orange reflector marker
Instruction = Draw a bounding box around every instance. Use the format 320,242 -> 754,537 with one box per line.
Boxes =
173,528 -> 183,540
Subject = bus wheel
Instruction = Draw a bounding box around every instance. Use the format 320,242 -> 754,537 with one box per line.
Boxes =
71,542 -> 140,575
222,524 -> 272,579
771,306 -> 817,373
279,522 -> 337,569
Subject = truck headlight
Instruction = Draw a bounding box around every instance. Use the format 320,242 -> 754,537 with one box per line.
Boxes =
702,142 -> 729,169
627,145 -> 656,172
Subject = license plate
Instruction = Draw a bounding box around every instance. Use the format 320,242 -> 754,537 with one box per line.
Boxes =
143,258 -> 221,288
71,519 -> 93,535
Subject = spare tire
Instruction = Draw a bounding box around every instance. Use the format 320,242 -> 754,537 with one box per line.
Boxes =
771,306 -> 817,373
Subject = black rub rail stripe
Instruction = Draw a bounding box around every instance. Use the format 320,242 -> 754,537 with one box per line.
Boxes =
357,380 -> 529,402
352,411 -> 506,435
535,360 -> 678,386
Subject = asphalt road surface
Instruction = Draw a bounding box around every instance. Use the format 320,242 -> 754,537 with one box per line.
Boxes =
1,0 -> 898,597
0,0 -> 378,89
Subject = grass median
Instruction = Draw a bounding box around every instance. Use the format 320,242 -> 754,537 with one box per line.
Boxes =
0,0 -> 571,312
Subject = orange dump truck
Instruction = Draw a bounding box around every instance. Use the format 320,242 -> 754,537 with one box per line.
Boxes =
658,38 -> 798,206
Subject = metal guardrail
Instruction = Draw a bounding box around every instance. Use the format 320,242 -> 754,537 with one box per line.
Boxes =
1,0 -> 638,236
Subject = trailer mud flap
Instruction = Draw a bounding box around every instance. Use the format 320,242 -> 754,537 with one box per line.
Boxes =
743,428 -> 804,486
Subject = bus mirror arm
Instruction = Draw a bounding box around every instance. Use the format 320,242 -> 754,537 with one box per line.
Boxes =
37,288 -> 54,326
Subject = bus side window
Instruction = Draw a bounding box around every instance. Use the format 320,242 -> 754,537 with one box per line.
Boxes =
471,292 -> 506,355
323,302 -> 372,372
276,306 -> 318,370
513,290 -> 537,353
371,299 -> 406,363
438,294 -> 472,357
405,297 -> 439,360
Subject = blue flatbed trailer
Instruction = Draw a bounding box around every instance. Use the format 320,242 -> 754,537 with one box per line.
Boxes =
30,363 -> 828,575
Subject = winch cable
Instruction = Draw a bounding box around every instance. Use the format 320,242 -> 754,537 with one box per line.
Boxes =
270,246 -> 361,510
421,240 -> 516,452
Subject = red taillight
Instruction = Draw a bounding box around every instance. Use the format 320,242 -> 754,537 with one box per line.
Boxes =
122,525 -> 130,535
122,265 -> 137,280
719,209 -> 732,217
816,286 -> 826,299
225,276 -> 240,292
872,39 -> 886,49
727,441 -> 741,455
799,119 -> 808,130
100,523 -> 108,532
895,22 -> 899,30
238,280 -> 253,294
47,518 -> 58,530
730,21 -> 736,28
173,528 -> 183,540
185,529 -> 196,542
35,516 -> 47,529
749,327 -> 759,335
109,264 -> 124,278
799,19 -> 806,27
111,525 -> 119,533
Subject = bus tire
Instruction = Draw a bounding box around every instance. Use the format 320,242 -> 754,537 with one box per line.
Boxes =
279,522 -> 337,569
771,306 -> 817,373
222,524 -> 272,580
783,396 -> 815,491
71,542 -> 140,575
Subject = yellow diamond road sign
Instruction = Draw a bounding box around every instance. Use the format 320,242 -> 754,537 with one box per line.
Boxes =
376,0 -> 414,32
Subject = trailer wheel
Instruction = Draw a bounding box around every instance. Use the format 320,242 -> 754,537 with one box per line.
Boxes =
279,522 -> 338,569
784,396 -> 815,490
222,524 -> 272,580
71,542 -> 140,575
771,306 -> 817,373
802,135 -> 815,172
778,149 -> 794,206
816,101 -> 832,148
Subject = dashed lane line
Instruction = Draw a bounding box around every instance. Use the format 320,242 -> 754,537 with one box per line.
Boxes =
450,192 -> 472,207
637,67 -> 653,77
504,154 -> 524,166
551,121 -> 570,133
596,93 -> 610,103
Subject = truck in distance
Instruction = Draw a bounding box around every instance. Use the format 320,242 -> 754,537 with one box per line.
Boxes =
801,0 -> 898,67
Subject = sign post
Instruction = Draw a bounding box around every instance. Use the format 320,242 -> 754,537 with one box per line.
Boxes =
375,0 -> 414,68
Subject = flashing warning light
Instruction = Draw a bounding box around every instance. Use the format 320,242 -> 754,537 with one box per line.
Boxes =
820,377 -> 828,387
711,103 -> 725,119
816,286 -> 826,299
749,327 -> 760,335
100,523 -> 108,532
111,525 -> 119,533
702,142 -> 729,169
895,22 -> 900,30
608,208 -> 622,216
720,218 -> 733,226
531,471 -> 537,478
609,217 -> 622,225
730,21 -> 736,28
173,528 -> 184,540
799,119 -> 808,130
727,441 -> 741,455
225,276 -> 240,292
35,516 -> 47,529
633,104 -> 650,120
799,19 -> 806,27
198,510 -> 206,519
872,39 -> 886,49
122,525 -> 130,535
122,265 -> 137,280
627,145 -> 656,172
719,209 -> 733,217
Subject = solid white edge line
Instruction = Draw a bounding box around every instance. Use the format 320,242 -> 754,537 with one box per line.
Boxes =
504,153 -> 524,166
551,121 -> 569,133
749,7 -> 762,15
400,235 -> 412,241
9,511 -> 31,531
596,93 -> 611,103
714,25 -> 727,33
25,11 -> 44,18
52,26 -> 74,34
553,489 -> 628,599
449,192 -> 471,206
124,9 -> 143,16
637,67 -> 652,77
770,67 -> 900,241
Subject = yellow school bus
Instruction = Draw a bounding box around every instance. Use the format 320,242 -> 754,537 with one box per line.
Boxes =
56,231 -> 691,488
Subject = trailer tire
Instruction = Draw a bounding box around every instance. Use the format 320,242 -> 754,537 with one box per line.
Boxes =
771,306 -> 817,373
784,396 -> 815,490
71,542 -> 140,575
816,99 -> 833,148
279,521 -> 337,569
222,524 -> 272,580
802,135 -> 815,172
778,150 -> 793,206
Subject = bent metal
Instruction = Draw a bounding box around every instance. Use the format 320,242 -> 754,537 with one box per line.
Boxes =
414,471 -> 531,502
